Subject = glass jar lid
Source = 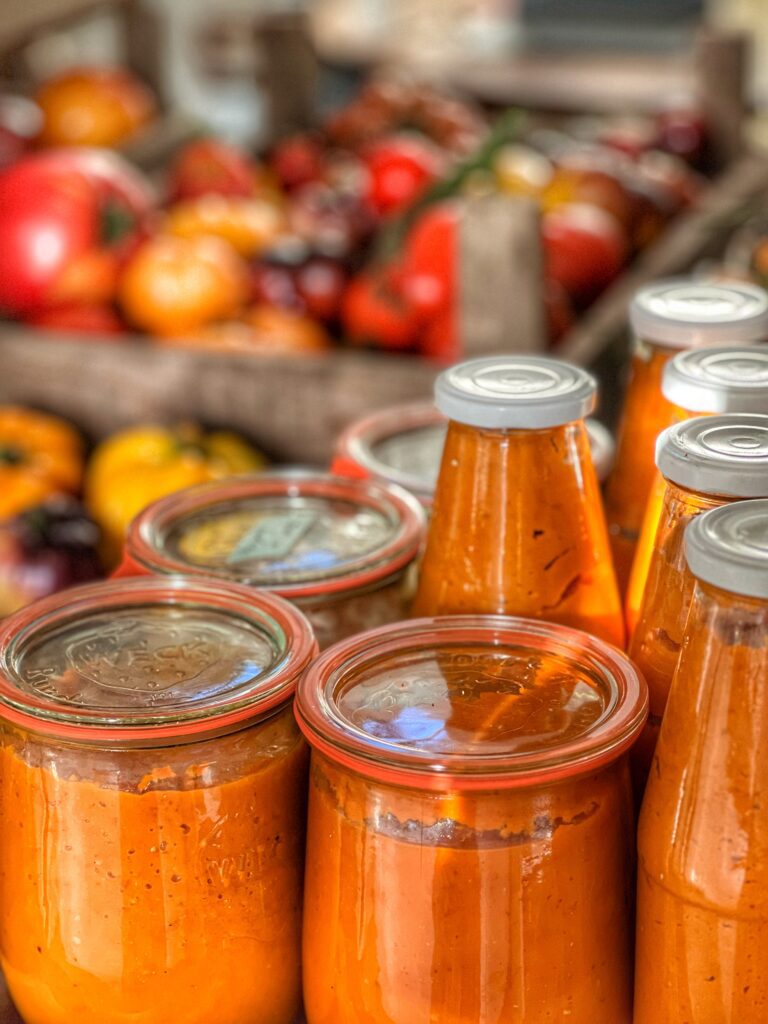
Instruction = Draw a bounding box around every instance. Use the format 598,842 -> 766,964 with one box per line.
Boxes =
630,279 -> 768,349
435,356 -> 597,430
296,616 -> 647,790
656,414 -> 768,497
0,577 -> 317,742
686,499 -> 768,600
662,347 -> 768,413
335,402 -> 615,496
127,471 -> 425,599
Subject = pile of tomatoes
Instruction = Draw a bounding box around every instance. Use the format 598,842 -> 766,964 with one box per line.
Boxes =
0,69 -> 707,359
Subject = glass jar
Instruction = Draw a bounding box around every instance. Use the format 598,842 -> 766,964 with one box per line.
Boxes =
297,616 -> 647,1024
115,472 -> 425,649
331,401 -> 615,509
0,577 -> 316,1024
626,346 -> 768,638
635,500 -> 768,1023
628,415 -> 768,787
412,356 -> 624,647
604,280 -> 768,594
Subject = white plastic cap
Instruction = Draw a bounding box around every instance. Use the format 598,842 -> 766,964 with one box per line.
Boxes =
686,499 -> 768,599
656,414 -> 768,497
586,419 -> 615,481
435,356 -> 597,429
630,279 -> 768,349
662,347 -> 768,413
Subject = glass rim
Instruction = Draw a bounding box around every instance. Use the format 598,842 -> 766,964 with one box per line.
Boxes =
295,615 -> 648,791
334,401 -> 444,502
0,576 -> 317,745
125,470 -> 426,598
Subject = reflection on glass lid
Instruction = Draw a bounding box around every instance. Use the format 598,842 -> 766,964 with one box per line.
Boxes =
0,578 -> 315,736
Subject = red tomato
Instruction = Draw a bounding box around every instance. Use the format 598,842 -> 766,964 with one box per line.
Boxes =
342,271 -> 420,351
270,134 -> 326,191
364,135 -> 444,217
0,150 -> 153,316
167,138 -> 259,202
401,201 -> 459,318
27,304 -> 126,338
544,279 -> 575,344
542,203 -> 627,305
419,305 -> 460,364
295,258 -> 347,322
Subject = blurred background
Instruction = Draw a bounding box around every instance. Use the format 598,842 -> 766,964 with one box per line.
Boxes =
0,0 -> 767,622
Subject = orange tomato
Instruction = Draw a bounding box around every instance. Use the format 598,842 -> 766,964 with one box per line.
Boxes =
35,67 -> 155,148
118,235 -> 249,336
0,407 -> 83,519
164,195 -> 285,258
156,306 -> 331,357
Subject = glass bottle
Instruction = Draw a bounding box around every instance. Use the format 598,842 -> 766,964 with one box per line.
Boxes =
603,280 -> 768,593
635,500 -> 768,1023
412,355 -> 624,647
626,345 -> 768,638
628,414 -> 768,787
297,615 -> 647,1024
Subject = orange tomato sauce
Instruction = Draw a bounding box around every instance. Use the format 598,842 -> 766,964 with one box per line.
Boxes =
635,584 -> 768,1023
0,707 -> 306,1024
627,483 -> 722,785
304,755 -> 634,1024
604,342 -> 675,594
412,419 -> 624,646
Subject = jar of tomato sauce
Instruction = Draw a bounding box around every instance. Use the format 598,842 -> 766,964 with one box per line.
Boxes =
297,615 -> 647,1024
0,577 -> 316,1024
626,345 -> 768,637
628,414 -> 768,786
411,356 -> 624,646
635,500 -> 768,1023
603,279 -> 768,593
331,401 -> 616,507
116,472 -> 425,649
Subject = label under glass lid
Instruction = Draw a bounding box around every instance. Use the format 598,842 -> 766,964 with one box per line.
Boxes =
296,617 -> 646,788
129,472 -> 425,598
0,578 -> 316,740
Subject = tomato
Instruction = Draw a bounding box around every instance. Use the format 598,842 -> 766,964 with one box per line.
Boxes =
269,134 -> 326,191
295,257 -> 347,322
364,135 -> 444,217
542,203 -> 627,305
543,279 -> 575,344
655,105 -> 708,166
156,306 -> 332,357
289,181 -> 374,258
400,201 -> 458,318
167,138 -> 261,202
35,67 -> 155,148
342,271 -> 420,351
164,194 -> 285,258
118,235 -> 249,336
419,305 -> 460,364
0,150 -> 153,316
27,304 -> 126,338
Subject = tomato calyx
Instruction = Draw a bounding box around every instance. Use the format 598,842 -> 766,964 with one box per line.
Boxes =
0,446 -> 24,466
100,199 -> 137,247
